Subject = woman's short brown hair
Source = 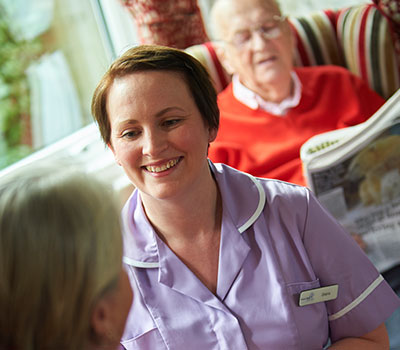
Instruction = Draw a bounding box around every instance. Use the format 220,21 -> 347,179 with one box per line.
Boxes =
91,44 -> 219,145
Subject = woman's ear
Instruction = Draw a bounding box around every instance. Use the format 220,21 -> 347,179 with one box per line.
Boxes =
90,296 -> 117,347
90,271 -> 132,348
91,297 -> 110,343
108,143 -> 121,166
208,127 -> 218,143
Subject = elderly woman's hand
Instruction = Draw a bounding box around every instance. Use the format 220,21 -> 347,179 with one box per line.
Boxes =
350,233 -> 368,252
329,323 -> 389,349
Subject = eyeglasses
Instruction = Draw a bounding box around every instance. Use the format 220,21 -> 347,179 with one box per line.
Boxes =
226,15 -> 287,49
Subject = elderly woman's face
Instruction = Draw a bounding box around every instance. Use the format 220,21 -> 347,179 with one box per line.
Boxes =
220,0 -> 294,97
106,70 -> 216,201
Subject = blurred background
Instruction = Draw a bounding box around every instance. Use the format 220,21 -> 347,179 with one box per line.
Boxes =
0,0 -> 365,176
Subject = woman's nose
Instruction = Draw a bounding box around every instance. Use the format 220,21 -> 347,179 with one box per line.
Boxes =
142,130 -> 167,156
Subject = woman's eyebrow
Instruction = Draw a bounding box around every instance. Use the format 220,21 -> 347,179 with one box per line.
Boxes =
154,106 -> 186,118
115,106 -> 187,128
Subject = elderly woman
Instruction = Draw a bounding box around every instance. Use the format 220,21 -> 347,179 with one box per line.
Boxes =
91,44 -> 399,349
0,162 -> 133,350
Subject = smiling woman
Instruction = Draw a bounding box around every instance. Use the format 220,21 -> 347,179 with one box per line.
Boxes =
90,44 -> 400,350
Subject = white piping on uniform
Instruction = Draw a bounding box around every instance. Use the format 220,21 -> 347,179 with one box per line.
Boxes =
238,175 -> 266,233
123,256 -> 160,268
328,275 -> 384,321
123,173 -> 265,267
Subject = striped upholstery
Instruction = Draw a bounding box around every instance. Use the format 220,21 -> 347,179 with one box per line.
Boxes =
185,3 -> 400,99
338,4 -> 400,99
185,41 -> 230,92
290,9 -> 344,68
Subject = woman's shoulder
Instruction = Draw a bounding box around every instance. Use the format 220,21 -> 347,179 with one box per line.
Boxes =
213,162 -> 311,214
259,177 -> 312,214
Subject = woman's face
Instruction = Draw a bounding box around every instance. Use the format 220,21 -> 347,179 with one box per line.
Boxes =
106,70 -> 216,201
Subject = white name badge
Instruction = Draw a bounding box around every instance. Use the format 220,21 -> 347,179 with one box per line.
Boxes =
299,284 -> 338,307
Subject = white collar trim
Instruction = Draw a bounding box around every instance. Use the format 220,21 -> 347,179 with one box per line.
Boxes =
123,256 -> 160,268
232,72 -> 302,115
238,174 -> 266,233
123,166 -> 266,268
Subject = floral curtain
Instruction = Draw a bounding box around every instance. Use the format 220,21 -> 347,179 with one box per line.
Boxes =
120,0 -> 209,49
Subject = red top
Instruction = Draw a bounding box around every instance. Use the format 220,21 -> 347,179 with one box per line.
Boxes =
209,65 -> 385,186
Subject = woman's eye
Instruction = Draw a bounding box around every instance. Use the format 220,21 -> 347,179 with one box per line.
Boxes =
163,119 -> 181,127
121,130 -> 140,139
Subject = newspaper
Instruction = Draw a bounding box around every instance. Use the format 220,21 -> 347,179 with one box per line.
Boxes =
300,89 -> 400,272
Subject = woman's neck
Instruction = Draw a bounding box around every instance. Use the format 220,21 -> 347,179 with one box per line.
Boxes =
140,170 -> 222,245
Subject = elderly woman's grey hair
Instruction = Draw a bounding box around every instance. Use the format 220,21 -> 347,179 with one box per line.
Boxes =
0,160 -> 123,349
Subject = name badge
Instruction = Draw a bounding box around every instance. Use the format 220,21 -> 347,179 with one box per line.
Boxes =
299,284 -> 338,307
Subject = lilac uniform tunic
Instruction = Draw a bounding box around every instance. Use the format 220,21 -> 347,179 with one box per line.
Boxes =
120,162 -> 400,350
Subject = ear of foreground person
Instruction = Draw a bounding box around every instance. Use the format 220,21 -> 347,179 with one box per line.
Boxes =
0,160 -> 133,350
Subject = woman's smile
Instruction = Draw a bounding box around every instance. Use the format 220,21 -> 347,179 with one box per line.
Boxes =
143,157 -> 182,174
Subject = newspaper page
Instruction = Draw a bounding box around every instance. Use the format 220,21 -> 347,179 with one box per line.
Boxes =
300,89 -> 400,272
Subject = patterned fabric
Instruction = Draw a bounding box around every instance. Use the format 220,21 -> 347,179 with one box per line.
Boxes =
374,0 -> 400,24
185,42 -> 230,92
290,10 -> 344,68
184,3 -> 400,99
373,0 -> 400,80
337,4 -> 400,99
121,0 -> 208,49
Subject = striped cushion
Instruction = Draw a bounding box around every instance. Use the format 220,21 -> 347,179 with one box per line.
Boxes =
185,41 -> 230,92
372,0 -> 400,93
337,4 -> 400,99
290,9 -> 344,68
